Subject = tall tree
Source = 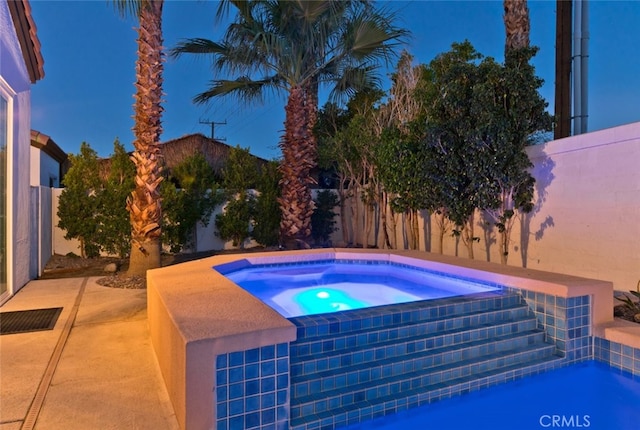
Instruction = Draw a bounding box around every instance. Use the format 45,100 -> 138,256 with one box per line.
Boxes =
317,90 -> 384,248
424,42 -> 502,259
112,0 -> 165,275
375,51 -> 428,250
170,0 -> 406,248
498,0 -> 552,264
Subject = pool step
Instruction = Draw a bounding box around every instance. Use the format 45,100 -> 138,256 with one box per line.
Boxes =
289,292 -> 562,430
291,306 -> 535,378
291,329 -> 546,397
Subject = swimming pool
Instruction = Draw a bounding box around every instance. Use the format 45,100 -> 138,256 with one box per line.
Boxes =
220,261 -> 501,317
341,360 -> 640,430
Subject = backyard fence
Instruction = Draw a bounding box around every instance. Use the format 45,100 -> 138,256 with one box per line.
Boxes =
45,122 -> 640,291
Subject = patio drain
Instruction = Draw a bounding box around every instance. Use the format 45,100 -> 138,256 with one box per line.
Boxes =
0,307 -> 63,335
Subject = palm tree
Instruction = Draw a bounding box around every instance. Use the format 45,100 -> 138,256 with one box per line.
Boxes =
170,0 -> 406,248
503,0 -> 530,53
112,0 -> 164,275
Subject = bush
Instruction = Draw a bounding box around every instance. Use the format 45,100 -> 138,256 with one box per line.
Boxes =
215,192 -> 255,248
252,161 -> 281,247
214,146 -> 259,249
57,142 -> 103,258
161,154 -> 222,253
311,190 -> 339,246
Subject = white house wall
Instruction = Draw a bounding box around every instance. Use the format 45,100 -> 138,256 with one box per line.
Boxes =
29,144 -> 40,185
1,0 -> 34,296
12,91 -> 32,291
30,146 -> 60,187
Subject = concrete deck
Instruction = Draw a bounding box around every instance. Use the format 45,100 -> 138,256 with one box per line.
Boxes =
0,277 -> 178,430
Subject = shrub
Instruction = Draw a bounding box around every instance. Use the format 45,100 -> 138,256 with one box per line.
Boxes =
57,142 -> 102,258
252,161 -> 281,247
311,190 -> 339,246
161,154 -> 222,253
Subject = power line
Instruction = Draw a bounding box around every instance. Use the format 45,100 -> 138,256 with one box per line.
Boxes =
199,119 -> 226,141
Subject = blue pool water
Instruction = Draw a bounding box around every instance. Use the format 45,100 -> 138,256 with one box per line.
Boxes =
341,361 -> 640,430
221,261 -> 500,317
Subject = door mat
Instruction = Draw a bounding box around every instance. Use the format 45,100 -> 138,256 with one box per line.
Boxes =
0,307 -> 63,335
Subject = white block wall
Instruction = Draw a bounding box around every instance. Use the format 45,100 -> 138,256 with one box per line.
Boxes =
520,123 -> 640,292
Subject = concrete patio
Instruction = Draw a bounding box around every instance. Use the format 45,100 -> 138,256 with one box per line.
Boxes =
0,277 -> 178,430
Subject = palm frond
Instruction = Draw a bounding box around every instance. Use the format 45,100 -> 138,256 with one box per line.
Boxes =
110,0 -> 141,18
341,7 -> 409,66
193,75 -> 282,105
110,0 -> 160,19
169,38 -> 226,59
327,64 -> 381,104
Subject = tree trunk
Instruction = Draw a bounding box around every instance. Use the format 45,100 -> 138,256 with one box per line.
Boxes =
436,211 -> 446,254
410,209 -> 419,250
503,0 -> 530,53
338,179 -> 350,246
463,212 -> 475,260
389,205 -> 398,250
127,0 -> 164,276
129,236 -> 162,276
500,229 -> 509,265
278,86 -> 315,248
379,191 -> 392,249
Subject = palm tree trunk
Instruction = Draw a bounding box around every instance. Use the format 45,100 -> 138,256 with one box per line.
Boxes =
503,0 -> 530,53
279,85 -> 315,248
127,0 -> 164,276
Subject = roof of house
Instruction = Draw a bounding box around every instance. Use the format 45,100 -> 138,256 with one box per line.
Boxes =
97,133 -> 268,181
160,133 -> 267,177
7,0 -> 44,83
31,129 -> 67,164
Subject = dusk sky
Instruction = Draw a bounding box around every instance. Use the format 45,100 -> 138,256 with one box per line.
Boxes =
29,0 -> 640,161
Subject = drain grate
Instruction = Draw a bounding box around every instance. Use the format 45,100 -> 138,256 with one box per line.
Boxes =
0,307 -> 63,335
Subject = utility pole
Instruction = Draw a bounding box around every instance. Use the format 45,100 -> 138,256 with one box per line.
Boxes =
554,0 -> 572,140
199,119 -> 226,141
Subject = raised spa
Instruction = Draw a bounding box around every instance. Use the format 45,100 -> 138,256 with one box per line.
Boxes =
147,249 -> 619,430
216,260 -> 502,317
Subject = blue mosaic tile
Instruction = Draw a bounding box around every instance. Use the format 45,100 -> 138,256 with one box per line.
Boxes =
594,337 -> 640,377
230,351 -> 244,367
216,343 -> 290,430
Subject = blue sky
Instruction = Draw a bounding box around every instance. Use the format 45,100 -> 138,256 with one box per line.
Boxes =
30,0 -> 640,161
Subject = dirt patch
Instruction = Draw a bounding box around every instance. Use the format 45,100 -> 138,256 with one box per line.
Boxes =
41,248 -> 268,289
